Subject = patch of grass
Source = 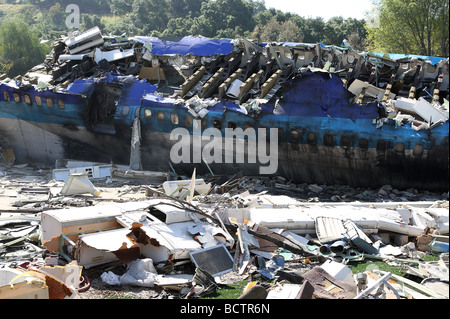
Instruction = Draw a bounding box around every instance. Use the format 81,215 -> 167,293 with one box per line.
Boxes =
421,254 -> 441,262
347,253 -> 442,280
347,261 -> 404,277
202,281 -> 251,300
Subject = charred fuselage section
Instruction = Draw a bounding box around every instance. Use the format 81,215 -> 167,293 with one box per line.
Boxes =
0,27 -> 448,190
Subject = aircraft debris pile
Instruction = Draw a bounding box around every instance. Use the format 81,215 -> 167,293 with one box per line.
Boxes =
0,162 -> 448,299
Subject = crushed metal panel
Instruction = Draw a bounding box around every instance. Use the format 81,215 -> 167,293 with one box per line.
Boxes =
189,245 -> 234,277
306,205 -> 426,236
162,179 -> 211,198
126,224 -> 176,264
1,268 -> 77,299
75,228 -> 140,269
348,79 -> 396,102
413,97 -> 449,124
266,284 -> 303,299
116,212 -> 203,263
94,48 -> 135,64
140,222 -> 202,263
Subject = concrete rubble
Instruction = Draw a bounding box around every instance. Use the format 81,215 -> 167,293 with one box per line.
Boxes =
0,161 -> 448,300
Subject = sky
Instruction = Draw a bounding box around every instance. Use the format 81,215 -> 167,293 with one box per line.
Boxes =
263,0 -> 376,21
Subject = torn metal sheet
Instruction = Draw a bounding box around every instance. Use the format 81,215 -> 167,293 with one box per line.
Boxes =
349,79 -> 396,103
94,48 -> 135,64
110,167 -> 168,181
0,266 -> 78,299
16,188 -> 50,204
0,268 -> 49,299
394,97 -> 449,125
35,261 -> 83,291
374,270 -> 447,299
75,227 -> 140,269
60,173 -> 101,197
162,179 -> 211,199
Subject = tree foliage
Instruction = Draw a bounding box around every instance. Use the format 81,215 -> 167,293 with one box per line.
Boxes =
5,0 -> 369,45
0,19 -> 49,77
366,0 -> 449,57
9,0 -> 449,77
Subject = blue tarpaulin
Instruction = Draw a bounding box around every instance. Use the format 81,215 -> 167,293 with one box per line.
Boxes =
282,71 -> 380,120
133,36 -> 234,56
369,52 -> 446,65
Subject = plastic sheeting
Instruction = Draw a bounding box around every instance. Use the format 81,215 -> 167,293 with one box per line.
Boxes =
282,71 -> 380,119
133,36 -> 234,56
369,52 -> 446,66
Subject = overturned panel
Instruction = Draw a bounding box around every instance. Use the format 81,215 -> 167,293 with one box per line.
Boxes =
315,217 -> 347,244
65,27 -> 104,54
189,245 -> 234,277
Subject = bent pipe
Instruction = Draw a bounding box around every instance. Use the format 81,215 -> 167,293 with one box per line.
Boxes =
319,244 -> 331,254
329,240 -> 350,255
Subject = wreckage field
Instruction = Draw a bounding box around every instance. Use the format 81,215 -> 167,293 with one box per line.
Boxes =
0,26 -> 449,302
0,161 -> 448,300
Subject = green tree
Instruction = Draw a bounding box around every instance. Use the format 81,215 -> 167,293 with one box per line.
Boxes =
321,17 -> 367,47
366,0 -> 449,57
0,19 -> 49,78
199,0 -> 256,37
302,17 -> 326,43
167,0 -> 204,19
102,17 -> 138,36
278,20 -> 302,42
48,3 -> 65,28
80,14 -> 105,32
108,0 -> 133,16
259,18 -> 282,42
162,17 -> 195,37
130,0 -> 169,34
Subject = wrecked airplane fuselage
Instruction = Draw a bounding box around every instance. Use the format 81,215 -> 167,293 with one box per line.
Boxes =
0,27 -> 448,191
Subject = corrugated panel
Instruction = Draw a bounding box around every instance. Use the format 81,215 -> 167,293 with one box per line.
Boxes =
315,216 -> 347,244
